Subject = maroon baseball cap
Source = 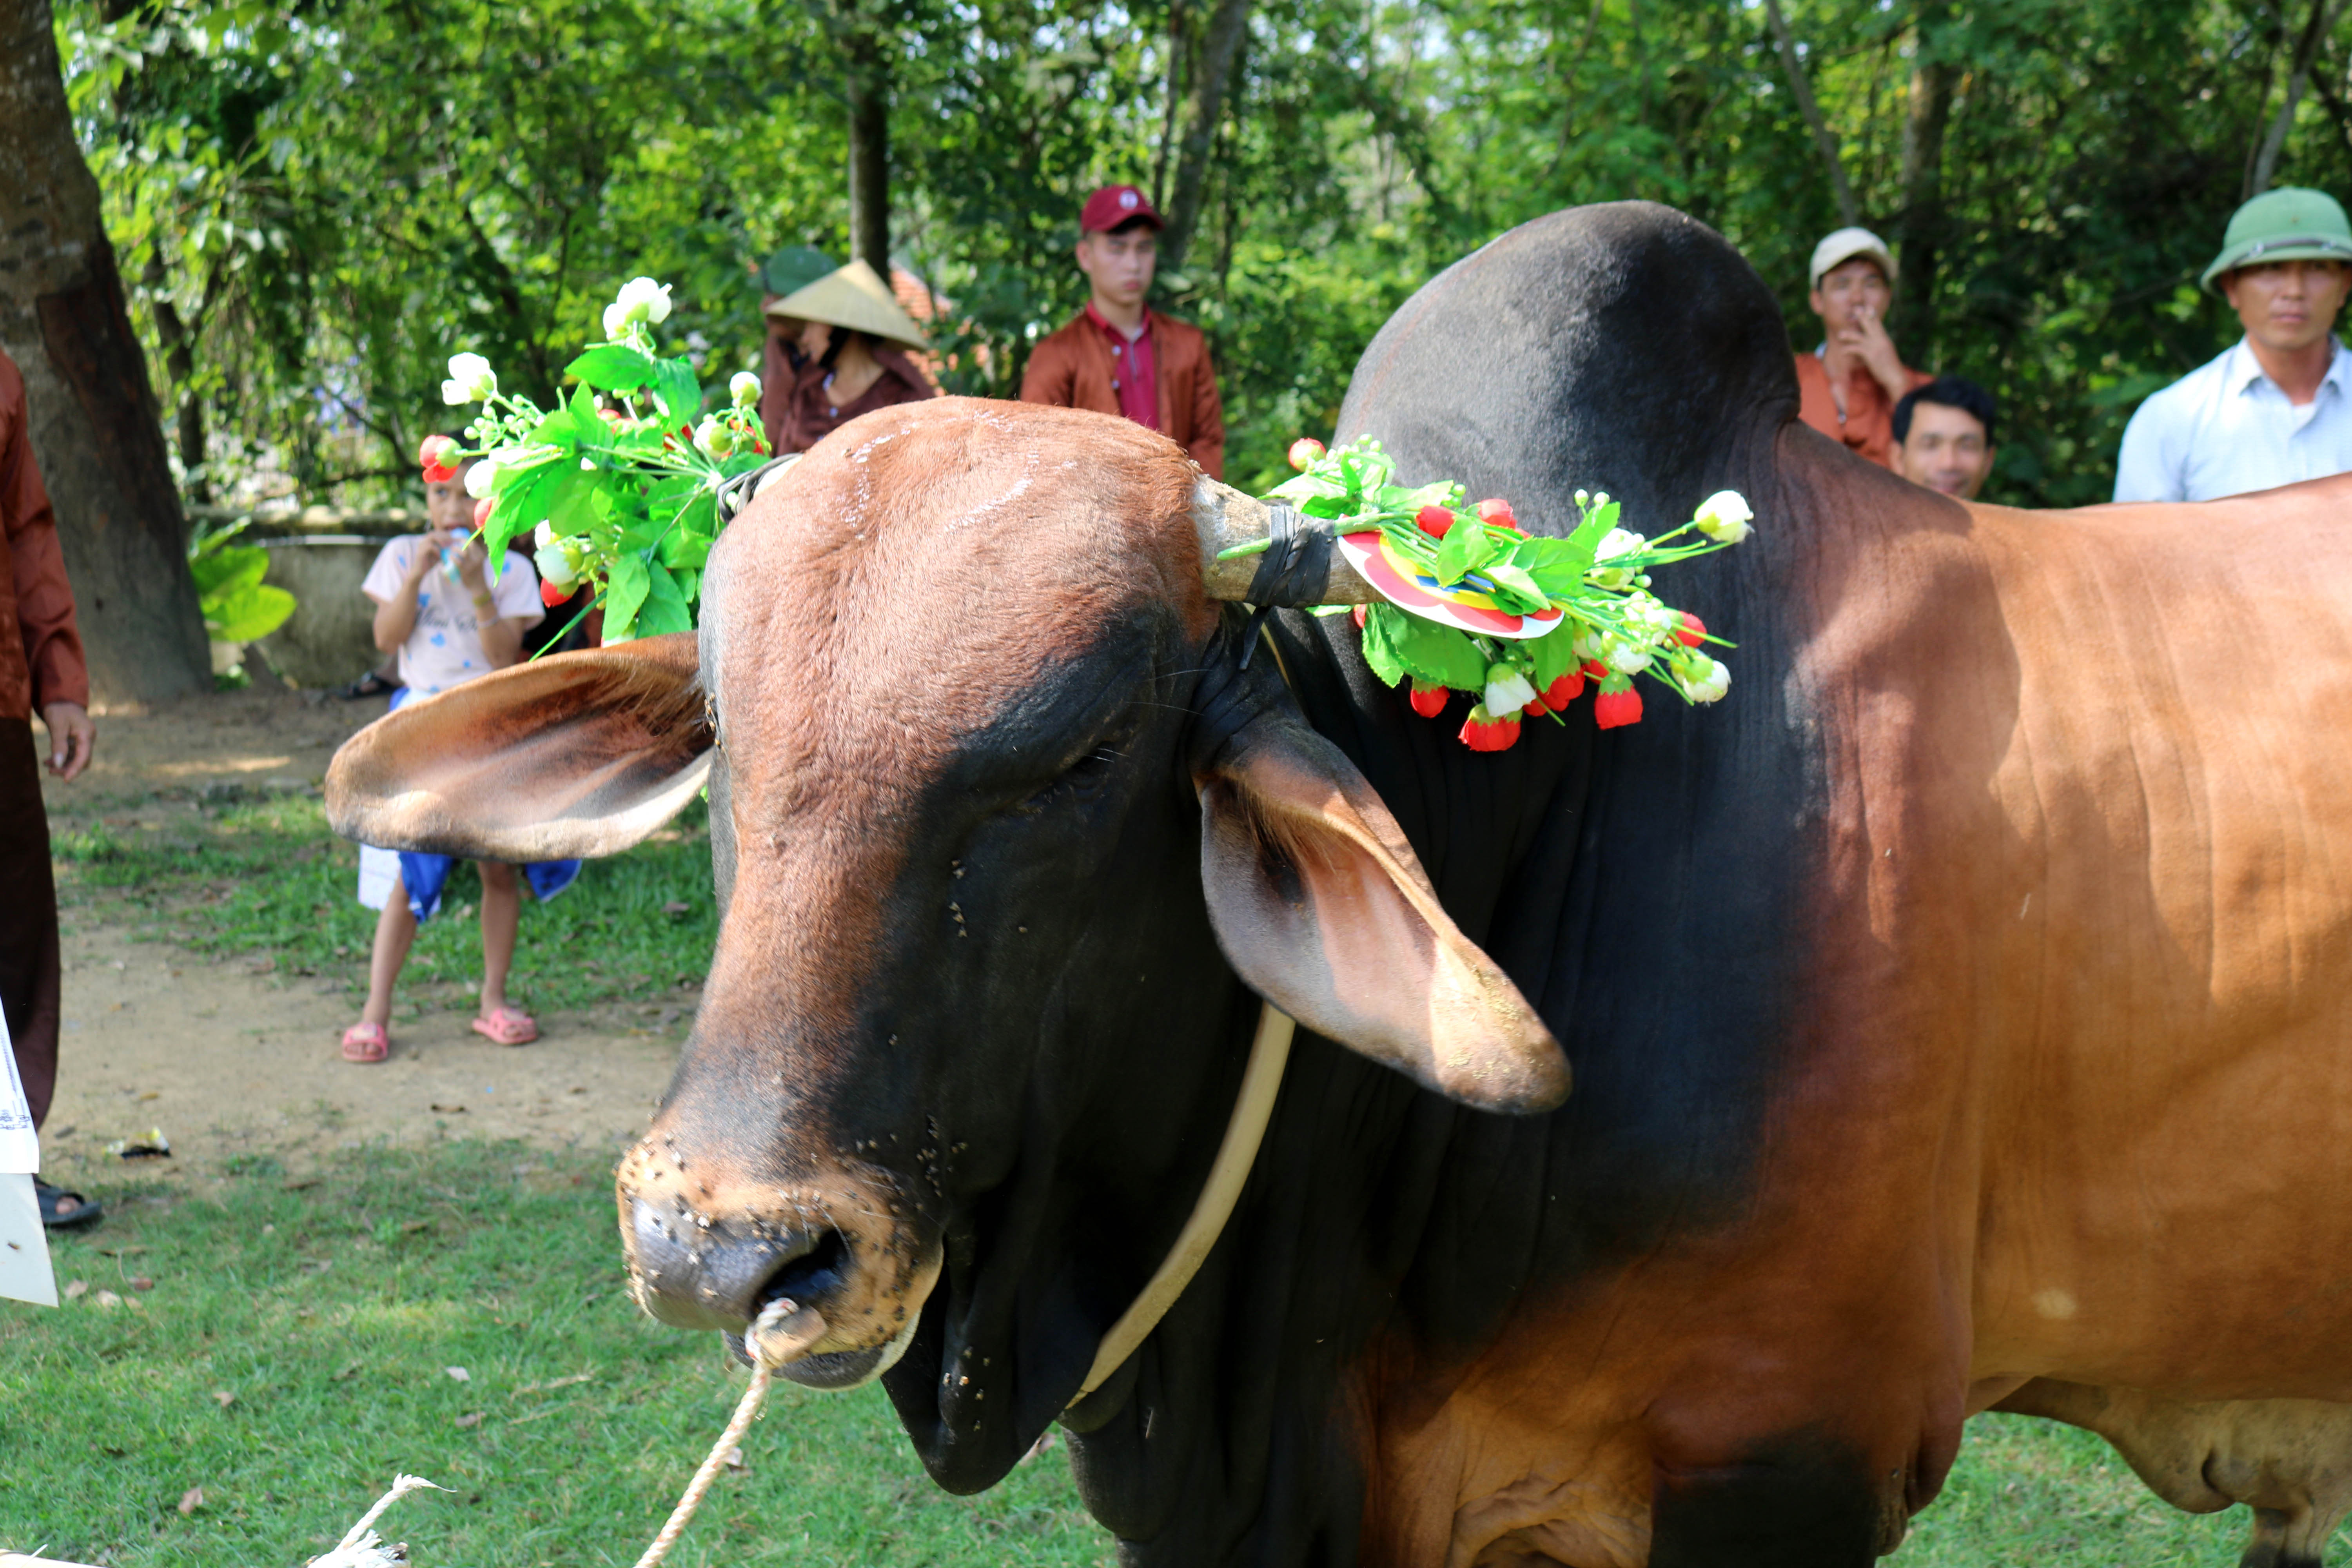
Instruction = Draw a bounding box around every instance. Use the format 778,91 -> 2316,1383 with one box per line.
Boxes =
1080,184 -> 1163,234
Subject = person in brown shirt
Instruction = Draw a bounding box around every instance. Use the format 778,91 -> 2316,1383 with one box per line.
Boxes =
1793,227 -> 1931,469
0,347 -> 99,1228
758,259 -> 938,457
1019,185 -> 1226,479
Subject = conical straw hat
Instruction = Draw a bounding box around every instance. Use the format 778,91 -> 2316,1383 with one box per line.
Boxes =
764,259 -> 929,350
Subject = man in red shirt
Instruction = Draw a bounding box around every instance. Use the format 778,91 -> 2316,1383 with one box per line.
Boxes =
0,348 -> 99,1228
1019,185 -> 1226,478
1792,227 -> 1931,469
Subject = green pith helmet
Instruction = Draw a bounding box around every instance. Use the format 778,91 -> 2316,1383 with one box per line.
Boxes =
760,245 -> 837,299
2201,188 -> 2352,292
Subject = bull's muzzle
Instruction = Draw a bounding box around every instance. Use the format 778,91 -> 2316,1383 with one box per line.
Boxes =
616,1138 -> 940,1390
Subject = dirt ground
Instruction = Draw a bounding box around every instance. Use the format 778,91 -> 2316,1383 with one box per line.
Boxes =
31,685 -> 684,1189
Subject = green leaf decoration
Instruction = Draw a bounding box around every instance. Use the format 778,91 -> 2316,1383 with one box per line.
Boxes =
1359,603 -> 1409,686
1530,622 -> 1582,689
1375,481 -> 1454,512
565,344 -> 659,393
637,560 -> 693,635
1386,607 -> 1490,688
652,358 -> 702,424
1264,470 -> 1350,505
486,460 -> 564,561
1479,561 -> 1549,612
1430,516 -> 1495,584
604,553 -> 651,639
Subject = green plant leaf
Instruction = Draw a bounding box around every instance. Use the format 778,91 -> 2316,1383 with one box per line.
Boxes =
193,544 -> 268,598
565,344 -> 659,392
486,460 -> 564,561
205,582 -> 296,642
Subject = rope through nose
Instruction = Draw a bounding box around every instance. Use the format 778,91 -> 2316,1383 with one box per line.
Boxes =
629,1297 -> 829,1568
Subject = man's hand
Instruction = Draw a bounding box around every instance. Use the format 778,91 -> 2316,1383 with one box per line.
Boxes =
41,701 -> 94,781
1844,305 -> 1910,402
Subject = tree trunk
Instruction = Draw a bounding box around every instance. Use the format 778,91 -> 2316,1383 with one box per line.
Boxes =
1160,0 -> 1250,272
1897,52 -> 1955,348
2252,0 -> 2352,194
845,40 -> 891,275
0,0 -> 209,704
142,254 -> 207,503
1761,0 -> 1858,230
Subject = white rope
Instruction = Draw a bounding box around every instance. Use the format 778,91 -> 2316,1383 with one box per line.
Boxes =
629,1298 -> 829,1568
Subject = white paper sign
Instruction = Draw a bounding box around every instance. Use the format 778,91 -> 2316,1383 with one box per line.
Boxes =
0,1173 -> 57,1307
0,999 -> 34,1174
0,1002 -> 58,1307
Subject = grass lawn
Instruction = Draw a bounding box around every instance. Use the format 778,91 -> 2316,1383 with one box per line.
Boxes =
13,787 -> 2332,1566
47,788 -> 719,1016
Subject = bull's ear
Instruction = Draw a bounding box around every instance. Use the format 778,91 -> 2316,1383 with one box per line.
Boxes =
326,634 -> 714,863
1196,712 -> 1569,1114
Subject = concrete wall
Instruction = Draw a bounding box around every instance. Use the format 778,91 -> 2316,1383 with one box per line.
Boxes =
252,535 -> 396,688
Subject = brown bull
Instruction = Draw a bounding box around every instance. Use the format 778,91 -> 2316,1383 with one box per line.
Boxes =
329,204 -> 2352,1566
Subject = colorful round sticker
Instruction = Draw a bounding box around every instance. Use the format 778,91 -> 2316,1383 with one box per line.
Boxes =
1336,531 -> 1564,641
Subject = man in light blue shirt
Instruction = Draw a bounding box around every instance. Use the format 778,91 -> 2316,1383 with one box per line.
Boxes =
2114,187 -> 2352,502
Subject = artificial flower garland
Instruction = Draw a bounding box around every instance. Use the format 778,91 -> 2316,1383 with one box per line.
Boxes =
415,277 -> 771,642
1237,437 -> 1753,751
408,277 -> 1751,747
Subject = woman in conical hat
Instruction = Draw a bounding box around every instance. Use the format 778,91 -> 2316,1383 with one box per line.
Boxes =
760,258 -> 938,456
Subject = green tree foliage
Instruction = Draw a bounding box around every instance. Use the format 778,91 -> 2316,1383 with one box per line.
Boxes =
59,0 -> 2352,509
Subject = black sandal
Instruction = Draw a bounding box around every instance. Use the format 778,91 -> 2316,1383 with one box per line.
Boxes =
36,1181 -> 102,1229
338,670 -> 397,700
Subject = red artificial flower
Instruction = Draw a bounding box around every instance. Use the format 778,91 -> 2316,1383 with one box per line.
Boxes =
1408,679 -> 1448,719
540,577 -> 571,608
1580,659 -> 1609,682
1352,604 -> 1368,630
1476,498 -> 1523,535
1594,683 -> 1643,730
1459,704 -> 1521,751
1288,437 -> 1327,470
1416,505 -> 1455,539
472,497 -> 494,528
1675,612 -> 1706,648
1521,693 -> 1550,718
1541,670 -> 1584,709
418,434 -> 461,483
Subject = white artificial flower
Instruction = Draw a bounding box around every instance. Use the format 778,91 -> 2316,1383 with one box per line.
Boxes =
1681,657 -> 1731,703
1604,636 -> 1652,675
534,521 -> 557,549
533,542 -> 579,592
603,301 -> 631,341
1572,628 -> 1603,660
463,454 -> 501,499
1694,490 -> 1754,543
614,276 -> 673,326
730,371 -> 761,407
440,379 -> 470,406
1621,593 -> 1677,641
1596,527 -> 1645,561
1484,668 -> 1537,717
692,415 -> 730,458
445,352 -> 496,401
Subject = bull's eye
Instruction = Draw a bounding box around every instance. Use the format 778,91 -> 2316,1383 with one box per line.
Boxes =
1014,723 -> 1137,813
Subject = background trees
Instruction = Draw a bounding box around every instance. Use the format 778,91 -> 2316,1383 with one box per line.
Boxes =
49,0 -> 2352,509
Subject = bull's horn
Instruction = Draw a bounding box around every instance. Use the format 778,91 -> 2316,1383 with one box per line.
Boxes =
1194,476 -> 1376,604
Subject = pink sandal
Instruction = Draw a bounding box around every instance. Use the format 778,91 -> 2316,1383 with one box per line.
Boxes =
471,1006 -> 539,1046
341,1021 -> 390,1063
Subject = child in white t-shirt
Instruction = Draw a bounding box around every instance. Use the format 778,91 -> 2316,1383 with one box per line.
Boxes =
342,461 -> 571,1063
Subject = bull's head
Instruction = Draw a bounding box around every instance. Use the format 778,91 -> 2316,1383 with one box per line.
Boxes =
326,399 -> 1564,1452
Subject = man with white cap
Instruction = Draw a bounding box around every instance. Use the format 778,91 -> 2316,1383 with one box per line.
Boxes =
759,258 -> 938,457
1794,226 -> 1930,470
2114,187 -> 2352,502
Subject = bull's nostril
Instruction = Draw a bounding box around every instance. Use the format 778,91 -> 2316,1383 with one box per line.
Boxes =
753,1228 -> 849,1316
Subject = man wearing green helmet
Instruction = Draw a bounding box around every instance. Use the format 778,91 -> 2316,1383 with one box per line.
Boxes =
2115,187 -> 2352,501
